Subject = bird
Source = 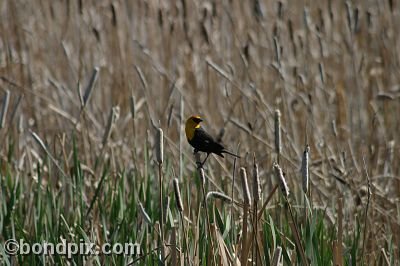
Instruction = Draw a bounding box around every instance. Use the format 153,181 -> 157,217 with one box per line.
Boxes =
185,115 -> 240,165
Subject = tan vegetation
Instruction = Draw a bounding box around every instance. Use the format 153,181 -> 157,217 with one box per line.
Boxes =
0,0 -> 399,264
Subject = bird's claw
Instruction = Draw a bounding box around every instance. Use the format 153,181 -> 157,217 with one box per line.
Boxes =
196,160 -> 203,169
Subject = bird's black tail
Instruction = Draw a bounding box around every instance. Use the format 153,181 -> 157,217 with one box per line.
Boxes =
222,150 -> 240,158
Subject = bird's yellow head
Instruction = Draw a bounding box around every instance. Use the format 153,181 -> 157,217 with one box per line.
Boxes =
185,115 -> 203,140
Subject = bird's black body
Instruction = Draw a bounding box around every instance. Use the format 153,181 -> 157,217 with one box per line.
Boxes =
188,127 -> 227,157
185,115 -> 240,164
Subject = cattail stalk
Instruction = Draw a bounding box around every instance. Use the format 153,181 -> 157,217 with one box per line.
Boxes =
252,158 -> 261,264
130,95 -> 137,161
173,178 -> 190,266
230,148 -> 239,262
156,128 -> 165,262
179,95 -> 184,181
361,157 -> 372,265
301,145 -> 310,194
240,167 -> 251,265
273,163 -> 307,265
197,162 -> 215,263
274,109 -> 281,163
301,145 -> 310,223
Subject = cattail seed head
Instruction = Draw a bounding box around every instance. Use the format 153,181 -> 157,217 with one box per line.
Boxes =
271,246 -> 283,266
240,167 -> 251,205
253,160 -> 260,202
274,109 -> 281,155
173,178 -> 184,212
387,140 -> 395,163
206,191 -> 232,203
273,162 -> 289,197
156,128 -> 164,164
198,167 -> 205,185
18,114 -> 24,134
102,105 -> 120,146
83,66 -> 99,106
273,37 -> 281,64
0,90 -> 10,129
301,145 -> 310,193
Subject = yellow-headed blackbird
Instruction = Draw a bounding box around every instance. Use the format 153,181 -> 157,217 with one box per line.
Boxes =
185,115 -> 239,163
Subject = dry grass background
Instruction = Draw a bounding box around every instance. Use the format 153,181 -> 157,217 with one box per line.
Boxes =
1,0 -> 399,264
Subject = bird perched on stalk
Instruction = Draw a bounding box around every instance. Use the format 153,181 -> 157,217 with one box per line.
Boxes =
185,115 -> 240,165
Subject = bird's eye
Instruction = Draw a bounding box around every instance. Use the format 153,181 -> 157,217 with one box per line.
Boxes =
193,117 -> 202,123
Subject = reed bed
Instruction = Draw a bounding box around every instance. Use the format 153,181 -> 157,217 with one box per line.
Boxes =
0,0 -> 399,265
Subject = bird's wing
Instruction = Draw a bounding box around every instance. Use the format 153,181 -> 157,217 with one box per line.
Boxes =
194,127 -> 225,150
